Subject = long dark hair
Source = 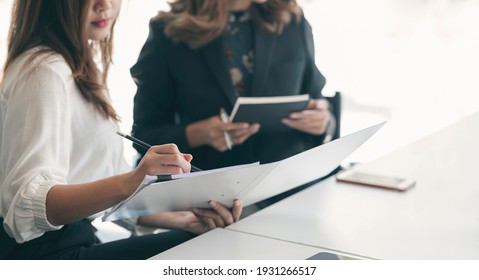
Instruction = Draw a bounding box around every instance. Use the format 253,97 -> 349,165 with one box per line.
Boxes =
158,0 -> 302,49
2,0 -> 119,121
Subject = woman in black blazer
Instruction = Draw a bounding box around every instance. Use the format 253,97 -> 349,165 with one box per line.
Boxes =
131,0 -> 332,170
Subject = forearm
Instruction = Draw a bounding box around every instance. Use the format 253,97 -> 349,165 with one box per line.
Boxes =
46,171 -> 140,226
137,212 -> 189,230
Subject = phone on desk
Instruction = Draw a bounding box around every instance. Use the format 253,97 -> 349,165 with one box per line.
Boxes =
335,169 -> 415,191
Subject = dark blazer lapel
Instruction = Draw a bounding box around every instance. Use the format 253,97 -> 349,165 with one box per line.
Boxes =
251,26 -> 276,96
201,38 -> 237,106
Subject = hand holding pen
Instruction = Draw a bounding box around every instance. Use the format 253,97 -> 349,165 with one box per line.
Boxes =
182,112 -> 260,152
117,132 -> 202,172
220,108 -> 233,150
219,108 -> 261,151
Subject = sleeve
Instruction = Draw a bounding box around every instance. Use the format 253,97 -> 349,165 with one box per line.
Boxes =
1,58 -> 73,243
299,14 -> 332,145
130,19 -> 190,157
300,13 -> 326,100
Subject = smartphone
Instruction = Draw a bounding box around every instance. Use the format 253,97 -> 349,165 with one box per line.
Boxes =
335,169 -> 415,191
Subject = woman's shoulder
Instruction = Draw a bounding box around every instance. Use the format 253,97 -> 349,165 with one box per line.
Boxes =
144,16 -> 178,48
149,16 -> 169,32
11,47 -> 70,78
283,10 -> 308,30
9,47 -> 67,72
143,16 -> 172,41
28,47 -> 71,73
2,47 -> 73,95
275,10 -> 313,43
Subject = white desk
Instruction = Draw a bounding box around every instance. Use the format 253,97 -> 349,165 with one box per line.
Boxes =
150,228 -> 337,260
152,112 -> 479,259
229,112 -> 479,259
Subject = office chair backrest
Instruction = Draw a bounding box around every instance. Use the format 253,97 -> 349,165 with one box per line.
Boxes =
325,91 -> 341,140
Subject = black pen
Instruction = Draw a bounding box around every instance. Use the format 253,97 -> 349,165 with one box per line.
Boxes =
116,131 -> 202,172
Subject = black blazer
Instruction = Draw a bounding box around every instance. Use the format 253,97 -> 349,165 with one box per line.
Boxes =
131,13 -> 327,169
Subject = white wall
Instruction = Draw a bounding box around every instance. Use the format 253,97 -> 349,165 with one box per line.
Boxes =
2,0 -> 479,165
302,0 -> 479,163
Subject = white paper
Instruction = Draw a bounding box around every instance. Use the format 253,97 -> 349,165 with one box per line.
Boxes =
103,162 -> 260,221
169,162 -> 259,179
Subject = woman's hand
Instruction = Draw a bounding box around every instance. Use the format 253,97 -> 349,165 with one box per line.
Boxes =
187,199 -> 243,234
137,199 -> 243,235
127,144 -> 193,194
281,99 -> 330,135
186,116 -> 260,152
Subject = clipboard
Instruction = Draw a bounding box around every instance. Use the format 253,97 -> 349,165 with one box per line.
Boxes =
103,121 -> 386,221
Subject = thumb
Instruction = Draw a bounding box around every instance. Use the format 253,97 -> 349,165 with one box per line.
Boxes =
306,99 -> 319,110
183,153 -> 193,162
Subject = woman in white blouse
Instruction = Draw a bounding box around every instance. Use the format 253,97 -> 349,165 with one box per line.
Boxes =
0,0 -> 242,259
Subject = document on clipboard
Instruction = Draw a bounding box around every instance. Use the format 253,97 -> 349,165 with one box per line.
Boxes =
102,121 -> 386,221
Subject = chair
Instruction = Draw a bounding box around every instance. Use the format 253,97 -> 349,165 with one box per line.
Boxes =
325,91 -> 341,141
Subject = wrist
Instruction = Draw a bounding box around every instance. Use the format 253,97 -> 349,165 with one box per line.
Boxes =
119,170 -> 144,198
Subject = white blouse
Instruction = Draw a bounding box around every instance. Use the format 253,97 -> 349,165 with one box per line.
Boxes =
0,48 -> 130,243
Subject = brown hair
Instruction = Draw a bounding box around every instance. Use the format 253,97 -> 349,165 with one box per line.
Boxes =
158,0 -> 302,49
2,0 -> 119,121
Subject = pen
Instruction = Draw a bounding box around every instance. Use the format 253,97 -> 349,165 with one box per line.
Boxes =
219,107 -> 233,150
116,131 -> 150,150
116,131 -> 202,172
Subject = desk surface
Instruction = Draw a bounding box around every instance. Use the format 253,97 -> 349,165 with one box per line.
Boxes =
150,228 -> 331,260
229,112 -> 479,259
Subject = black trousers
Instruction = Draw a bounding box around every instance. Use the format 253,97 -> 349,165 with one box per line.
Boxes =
0,218 -> 196,260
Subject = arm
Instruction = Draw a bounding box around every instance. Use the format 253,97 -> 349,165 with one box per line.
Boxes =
300,13 -> 326,99
137,199 -> 243,235
282,14 -> 332,139
1,54 -> 193,242
46,145 -> 193,226
1,58 -> 76,242
131,19 -> 190,154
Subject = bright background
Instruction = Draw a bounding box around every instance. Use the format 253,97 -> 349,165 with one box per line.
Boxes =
2,0 -> 479,166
